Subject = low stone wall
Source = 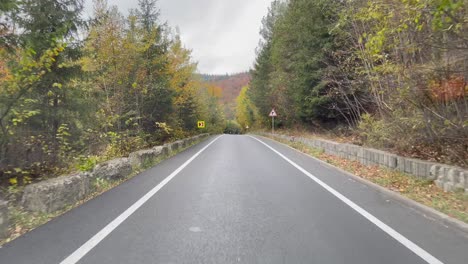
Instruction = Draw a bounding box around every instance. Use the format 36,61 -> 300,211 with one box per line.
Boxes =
265,133 -> 468,194
129,147 -> 167,169
93,158 -> 133,180
0,200 -> 8,239
21,173 -> 91,213
19,133 -> 209,214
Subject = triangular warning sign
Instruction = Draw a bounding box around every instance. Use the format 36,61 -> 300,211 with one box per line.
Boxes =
269,109 -> 277,117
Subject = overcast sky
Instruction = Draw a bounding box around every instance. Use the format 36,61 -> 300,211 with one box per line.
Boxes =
84,0 -> 272,74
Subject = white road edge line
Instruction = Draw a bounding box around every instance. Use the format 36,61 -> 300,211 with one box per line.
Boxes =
59,135 -> 223,264
249,136 -> 444,264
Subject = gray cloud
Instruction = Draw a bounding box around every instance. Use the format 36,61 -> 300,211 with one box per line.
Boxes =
84,0 -> 272,74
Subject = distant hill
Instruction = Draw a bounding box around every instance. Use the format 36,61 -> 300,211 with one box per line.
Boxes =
199,72 -> 251,119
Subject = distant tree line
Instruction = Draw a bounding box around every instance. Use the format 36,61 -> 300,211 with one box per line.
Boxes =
0,0 -> 225,187
241,0 -> 467,166
199,72 -> 250,82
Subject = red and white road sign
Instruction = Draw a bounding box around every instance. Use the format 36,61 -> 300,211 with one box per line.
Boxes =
269,109 -> 277,117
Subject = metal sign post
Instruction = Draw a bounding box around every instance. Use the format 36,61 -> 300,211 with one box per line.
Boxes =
272,116 -> 274,134
269,109 -> 277,134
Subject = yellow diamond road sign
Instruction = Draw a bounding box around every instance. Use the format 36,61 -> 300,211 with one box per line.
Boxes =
197,121 -> 205,128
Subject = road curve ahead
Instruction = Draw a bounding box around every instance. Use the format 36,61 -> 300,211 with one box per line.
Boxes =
1,135 -> 467,264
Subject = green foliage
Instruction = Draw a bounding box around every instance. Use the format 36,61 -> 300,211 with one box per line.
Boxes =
357,113 -> 392,148
76,155 -> 100,172
247,0 -> 467,166
249,0 -> 343,126
248,0 -> 286,126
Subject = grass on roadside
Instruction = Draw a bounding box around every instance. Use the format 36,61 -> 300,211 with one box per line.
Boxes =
264,134 -> 468,224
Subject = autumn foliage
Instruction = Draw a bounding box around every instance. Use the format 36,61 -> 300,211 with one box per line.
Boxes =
429,75 -> 467,103
0,0 -> 226,187
202,72 -> 251,119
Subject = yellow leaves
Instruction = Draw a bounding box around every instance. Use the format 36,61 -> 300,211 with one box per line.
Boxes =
52,82 -> 62,89
9,177 -> 17,185
235,86 -> 258,129
79,57 -> 97,72
166,37 -> 197,94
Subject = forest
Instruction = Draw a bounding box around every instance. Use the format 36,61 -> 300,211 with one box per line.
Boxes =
0,0 -> 226,188
201,72 -> 251,119
239,0 -> 467,167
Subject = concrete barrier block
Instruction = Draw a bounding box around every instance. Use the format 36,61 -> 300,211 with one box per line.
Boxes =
387,155 -> 397,169
429,165 -> 440,180
21,173 -> 90,213
357,147 -> 365,164
404,159 -> 413,173
368,151 -> 374,163
315,140 -> 322,148
447,168 -> 460,184
462,172 -> 468,189
455,171 -> 465,190
396,156 -> 405,172
378,152 -> 385,165
308,140 -> 316,148
352,145 -> 360,155
92,158 -> 132,181
357,147 -> 364,158
382,154 -> 388,166
360,149 -> 367,163
410,160 -> 430,178
437,166 -> 447,181
361,149 -> 369,165
0,200 -> 8,239
370,151 -> 379,166
313,139 -> 319,146
443,182 -> 454,192
371,152 -> 377,164
320,140 -> 327,149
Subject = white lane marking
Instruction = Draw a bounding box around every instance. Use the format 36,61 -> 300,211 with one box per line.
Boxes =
60,136 -> 222,264
249,136 -> 443,264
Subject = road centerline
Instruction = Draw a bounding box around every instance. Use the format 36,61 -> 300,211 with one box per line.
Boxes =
248,135 -> 443,264
59,135 -> 223,264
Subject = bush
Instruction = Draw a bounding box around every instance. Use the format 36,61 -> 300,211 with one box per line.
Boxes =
76,155 -> 100,172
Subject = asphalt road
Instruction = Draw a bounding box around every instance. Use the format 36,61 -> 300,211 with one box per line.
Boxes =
0,135 -> 467,264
